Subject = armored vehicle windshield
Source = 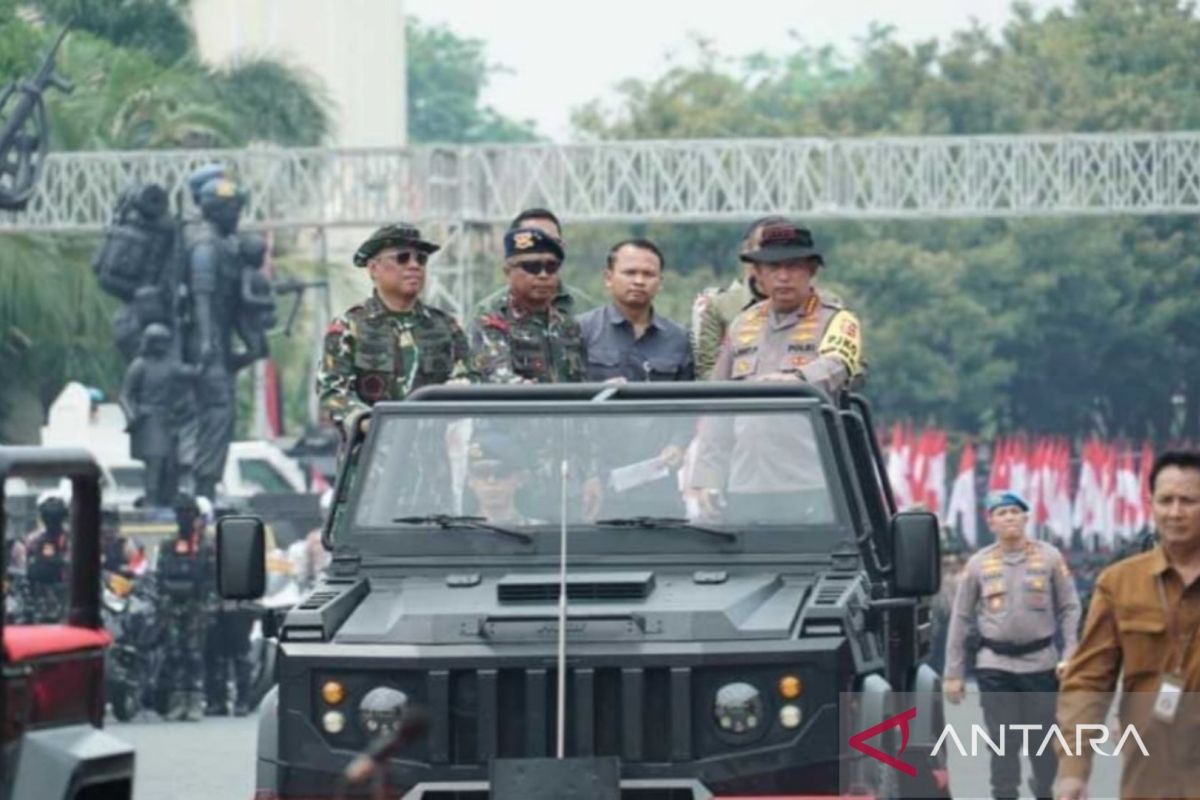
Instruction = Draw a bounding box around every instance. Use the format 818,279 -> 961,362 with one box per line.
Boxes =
340,396 -> 858,559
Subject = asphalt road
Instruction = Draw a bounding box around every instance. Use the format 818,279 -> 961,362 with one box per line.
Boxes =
106,687 -> 1125,800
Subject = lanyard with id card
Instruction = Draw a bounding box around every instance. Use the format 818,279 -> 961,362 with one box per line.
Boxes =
1152,575 -> 1195,725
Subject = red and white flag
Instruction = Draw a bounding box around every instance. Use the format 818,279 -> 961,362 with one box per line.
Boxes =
946,443 -> 978,547
886,424 -> 913,509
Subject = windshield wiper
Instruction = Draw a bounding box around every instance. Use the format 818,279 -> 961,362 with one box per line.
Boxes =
393,514 -> 532,544
594,516 -> 738,543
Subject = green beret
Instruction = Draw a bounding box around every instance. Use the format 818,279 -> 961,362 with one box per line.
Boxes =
353,223 -> 440,267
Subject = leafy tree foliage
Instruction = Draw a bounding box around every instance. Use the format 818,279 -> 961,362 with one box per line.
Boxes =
0,4 -> 331,441
406,17 -> 537,143
572,0 -> 1200,441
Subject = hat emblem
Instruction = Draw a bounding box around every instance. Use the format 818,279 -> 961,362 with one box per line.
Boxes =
513,232 -> 536,250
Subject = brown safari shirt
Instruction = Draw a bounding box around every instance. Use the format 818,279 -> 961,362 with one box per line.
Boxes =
1057,546 -> 1200,797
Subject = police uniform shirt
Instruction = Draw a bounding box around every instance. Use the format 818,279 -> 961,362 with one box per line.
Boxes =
944,539 -> 1081,679
710,291 -> 863,394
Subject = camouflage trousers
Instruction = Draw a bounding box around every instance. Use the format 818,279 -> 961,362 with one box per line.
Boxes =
159,596 -> 207,693
24,582 -> 66,624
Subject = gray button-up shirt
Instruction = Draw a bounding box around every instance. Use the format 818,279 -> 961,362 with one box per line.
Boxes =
577,303 -> 694,383
944,539 -> 1081,679
577,303 -> 694,517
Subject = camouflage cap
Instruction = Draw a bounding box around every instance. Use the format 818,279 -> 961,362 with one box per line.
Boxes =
741,221 -> 823,265
353,223 -> 440,267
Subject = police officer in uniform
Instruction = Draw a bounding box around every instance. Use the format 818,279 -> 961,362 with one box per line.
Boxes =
944,490 -> 1081,800
690,216 -> 787,379
469,227 -> 586,384
317,223 -> 474,437
709,221 -> 863,394
23,493 -> 70,623
156,493 -> 213,722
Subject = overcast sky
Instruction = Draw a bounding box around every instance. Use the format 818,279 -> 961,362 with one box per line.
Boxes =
406,0 -> 1065,141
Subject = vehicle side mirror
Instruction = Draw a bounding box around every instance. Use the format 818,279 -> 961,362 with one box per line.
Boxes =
217,515 -> 266,600
891,512 -> 941,596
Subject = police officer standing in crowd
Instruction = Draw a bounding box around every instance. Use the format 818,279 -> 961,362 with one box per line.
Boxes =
945,489 -> 1080,800
709,221 -> 863,394
317,223 -> 474,436
690,216 -> 786,379
473,208 -> 596,317
469,227 -> 587,384
22,492 -> 71,623
157,492 -> 213,722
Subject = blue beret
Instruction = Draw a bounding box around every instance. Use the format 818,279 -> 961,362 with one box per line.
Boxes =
187,163 -> 227,201
469,432 -> 528,472
504,227 -> 564,261
985,490 -> 1029,514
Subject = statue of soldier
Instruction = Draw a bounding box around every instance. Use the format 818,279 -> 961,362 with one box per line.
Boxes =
120,323 -> 200,507
182,176 -> 247,499
230,232 -> 275,372
156,492 -> 212,722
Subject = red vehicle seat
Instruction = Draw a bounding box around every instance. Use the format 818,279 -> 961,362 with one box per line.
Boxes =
3,625 -> 112,663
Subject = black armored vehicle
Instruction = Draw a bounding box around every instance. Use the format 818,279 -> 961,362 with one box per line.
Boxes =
219,383 -> 947,799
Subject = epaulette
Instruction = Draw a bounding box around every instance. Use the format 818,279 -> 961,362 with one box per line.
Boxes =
818,289 -> 846,310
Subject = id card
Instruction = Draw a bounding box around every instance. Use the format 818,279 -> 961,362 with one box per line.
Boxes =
1153,674 -> 1184,724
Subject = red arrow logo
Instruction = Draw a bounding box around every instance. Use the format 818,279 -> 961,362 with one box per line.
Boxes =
848,706 -> 917,777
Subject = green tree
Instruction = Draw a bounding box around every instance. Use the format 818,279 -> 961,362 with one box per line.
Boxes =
406,17 -> 537,143
570,0 -> 1200,441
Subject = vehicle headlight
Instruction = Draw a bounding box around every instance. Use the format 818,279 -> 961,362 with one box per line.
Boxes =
713,682 -> 764,735
359,687 -> 408,737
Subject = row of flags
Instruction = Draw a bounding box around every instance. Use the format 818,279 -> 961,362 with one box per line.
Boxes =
886,425 -> 1160,550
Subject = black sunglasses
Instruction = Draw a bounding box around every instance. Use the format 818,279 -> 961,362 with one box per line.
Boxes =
381,251 -> 429,267
469,463 -> 518,481
516,260 -> 561,276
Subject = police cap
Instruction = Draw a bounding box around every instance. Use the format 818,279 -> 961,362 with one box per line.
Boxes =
353,223 -> 440,267
504,227 -> 565,261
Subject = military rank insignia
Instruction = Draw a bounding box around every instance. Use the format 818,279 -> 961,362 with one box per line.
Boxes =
513,232 -> 535,250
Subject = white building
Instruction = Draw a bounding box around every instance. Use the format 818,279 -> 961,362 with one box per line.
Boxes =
190,0 -> 407,148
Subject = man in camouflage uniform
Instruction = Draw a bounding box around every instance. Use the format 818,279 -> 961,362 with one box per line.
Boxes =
944,490 -> 1080,800
22,493 -> 71,623
469,227 -> 587,384
472,208 -> 596,318
156,493 -> 213,722
317,223 -> 474,436
690,216 -> 788,379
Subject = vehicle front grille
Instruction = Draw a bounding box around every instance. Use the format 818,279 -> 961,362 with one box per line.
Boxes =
424,665 -> 693,767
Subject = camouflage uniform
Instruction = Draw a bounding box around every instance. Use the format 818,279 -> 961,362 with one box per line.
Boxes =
157,531 -> 212,721
23,529 -> 68,623
473,281 -> 597,319
317,293 -> 473,429
468,293 -> 587,384
691,278 -> 760,380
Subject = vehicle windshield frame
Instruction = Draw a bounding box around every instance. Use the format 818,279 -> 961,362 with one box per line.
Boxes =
338,395 -> 858,565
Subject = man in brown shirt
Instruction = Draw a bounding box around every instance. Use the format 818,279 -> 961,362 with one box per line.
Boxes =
1057,450 -> 1200,800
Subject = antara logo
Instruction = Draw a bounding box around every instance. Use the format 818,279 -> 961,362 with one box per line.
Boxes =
849,707 -> 1150,777
848,707 -> 917,777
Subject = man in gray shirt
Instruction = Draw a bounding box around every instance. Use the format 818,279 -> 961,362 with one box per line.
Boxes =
944,489 -> 1081,800
578,239 -> 693,517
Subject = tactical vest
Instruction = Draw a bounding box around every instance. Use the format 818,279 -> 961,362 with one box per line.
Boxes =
727,293 -> 845,380
158,536 -> 208,598
25,531 -> 68,585
506,313 -> 585,383
980,541 -> 1052,612
347,303 -> 457,403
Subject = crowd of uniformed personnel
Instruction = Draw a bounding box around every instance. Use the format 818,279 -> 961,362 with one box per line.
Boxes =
315,209 -> 865,436
4,490 -> 272,722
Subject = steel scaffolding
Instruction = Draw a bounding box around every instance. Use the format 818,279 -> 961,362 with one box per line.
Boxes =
5,132 -> 1200,313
